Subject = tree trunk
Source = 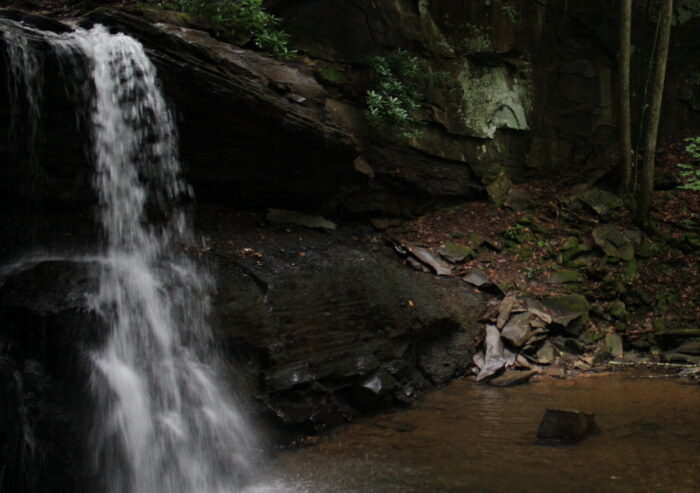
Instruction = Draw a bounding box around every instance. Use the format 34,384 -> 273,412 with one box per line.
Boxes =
618,0 -> 633,194
636,0 -> 673,230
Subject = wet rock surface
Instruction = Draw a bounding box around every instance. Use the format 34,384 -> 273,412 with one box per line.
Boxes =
0,260 -> 100,493
199,208 -> 486,433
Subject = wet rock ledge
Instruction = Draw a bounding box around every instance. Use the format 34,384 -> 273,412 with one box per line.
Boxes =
199,208 -> 485,434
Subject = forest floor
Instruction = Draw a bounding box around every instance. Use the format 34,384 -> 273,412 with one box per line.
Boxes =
383,134 -> 700,382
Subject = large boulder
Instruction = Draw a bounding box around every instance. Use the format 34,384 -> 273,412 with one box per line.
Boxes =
200,209 -> 485,431
0,259 -> 101,493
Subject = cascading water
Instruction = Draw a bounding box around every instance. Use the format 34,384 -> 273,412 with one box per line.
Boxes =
2,19 -> 260,493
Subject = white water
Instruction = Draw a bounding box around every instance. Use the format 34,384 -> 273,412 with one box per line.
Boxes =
3,21 -> 260,493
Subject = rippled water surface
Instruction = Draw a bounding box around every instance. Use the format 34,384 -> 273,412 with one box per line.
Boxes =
261,375 -> 700,493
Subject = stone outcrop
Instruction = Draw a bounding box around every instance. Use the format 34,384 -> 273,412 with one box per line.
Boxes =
270,0 -> 700,174
199,209 -> 485,432
3,2 -> 699,231
0,260 -> 100,493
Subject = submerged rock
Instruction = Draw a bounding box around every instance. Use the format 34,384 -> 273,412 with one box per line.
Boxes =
537,409 -> 600,444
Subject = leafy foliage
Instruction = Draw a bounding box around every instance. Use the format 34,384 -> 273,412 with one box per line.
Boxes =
149,0 -> 296,58
501,4 -> 518,24
365,49 -> 443,139
678,136 -> 700,191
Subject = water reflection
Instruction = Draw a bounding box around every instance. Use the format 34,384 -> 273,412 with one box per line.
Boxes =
265,375 -> 700,493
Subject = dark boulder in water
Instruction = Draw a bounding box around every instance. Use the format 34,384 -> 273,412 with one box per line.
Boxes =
537,409 -> 600,445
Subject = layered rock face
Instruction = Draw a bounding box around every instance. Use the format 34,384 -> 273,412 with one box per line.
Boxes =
271,0 -> 700,174
0,260 -> 101,493
2,2 -> 699,228
199,209 -> 484,432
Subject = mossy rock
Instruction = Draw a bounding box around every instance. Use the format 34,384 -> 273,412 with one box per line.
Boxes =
316,67 -> 347,85
517,214 -> 547,234
503,188 -> 534,211
471,162 -> 506,183
439,242 -> 474,264
579,330 -> 605,345
560,237 -> 579,251
569,254 -> 597,270
543,295 -> 589,336
560,239 -> 591,265
592,225 -> 634,261
138,7 -> 195,28
577,187 -> 623,219
622,259 -> 638,282
546,269 -> 584,284
486,172 -> 513,207
544,294 -> 590,325
605,333 -> 624,359
465,232 -> 484,249
609,300 -> 628,319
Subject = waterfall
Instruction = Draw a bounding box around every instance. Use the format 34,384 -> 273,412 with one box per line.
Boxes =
2,20 -> 259,493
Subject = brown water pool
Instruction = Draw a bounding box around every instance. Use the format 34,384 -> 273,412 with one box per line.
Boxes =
251,374 -> 700,493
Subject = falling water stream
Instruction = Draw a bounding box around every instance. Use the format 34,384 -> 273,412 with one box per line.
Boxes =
3,19 -> 259,493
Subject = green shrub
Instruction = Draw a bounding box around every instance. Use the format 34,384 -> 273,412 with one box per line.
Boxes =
150,0 -> 296,58
678,136 -> 700,191
365,49 -> 444,139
